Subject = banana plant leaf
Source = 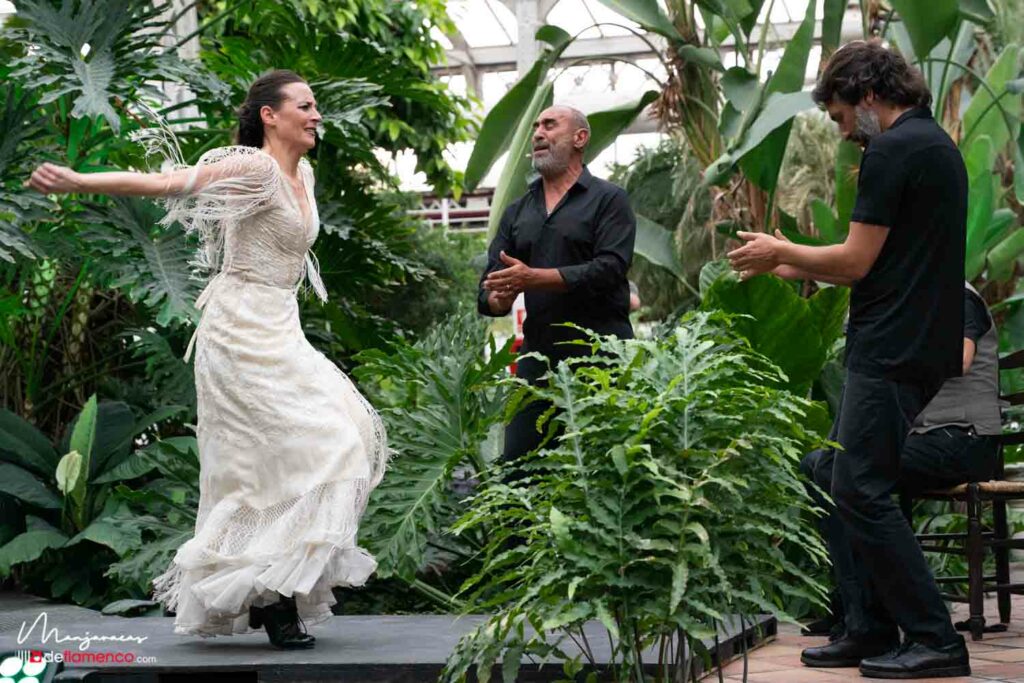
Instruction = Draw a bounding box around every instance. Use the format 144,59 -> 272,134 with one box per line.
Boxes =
822,0 -> 846,57
961,44 -> 1023,154
483,27 -> 659,238
705,91 -> 816,185
487,81 -> 554,239
987,225 -> 1024,282
584,90 -> 660,164
811,198 -> 841,244
677,44 -> 727,72
595,0 -> 682,40
960,0 -> 994,25
464,60 -> 548,191
891,0 -> 960,63
634,214 -> 686,281
834,140 -> 861,237
964,135 -> 997,279
736,0 -> 817,191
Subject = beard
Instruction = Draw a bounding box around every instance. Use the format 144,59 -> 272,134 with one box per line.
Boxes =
850,106 -> 882,145
531,137 -> 573,177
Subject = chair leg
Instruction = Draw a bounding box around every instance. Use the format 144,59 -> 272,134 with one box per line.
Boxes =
966,484 -> 986,641
993,498 -> 1012,624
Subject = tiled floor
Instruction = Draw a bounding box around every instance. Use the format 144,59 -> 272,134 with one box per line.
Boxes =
711,595 -> 1024,682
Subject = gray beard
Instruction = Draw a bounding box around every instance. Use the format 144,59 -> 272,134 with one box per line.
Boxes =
532,143 -> 571,177
852,107 -> 882,145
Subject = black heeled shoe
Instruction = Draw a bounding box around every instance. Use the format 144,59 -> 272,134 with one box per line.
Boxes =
249,596 -> 316,649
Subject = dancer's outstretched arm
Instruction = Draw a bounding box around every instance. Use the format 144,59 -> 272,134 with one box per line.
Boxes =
26,162 -> 199,197
25,154 -> 273,200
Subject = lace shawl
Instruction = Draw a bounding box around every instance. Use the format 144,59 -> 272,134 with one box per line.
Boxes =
132,128 -> 327,301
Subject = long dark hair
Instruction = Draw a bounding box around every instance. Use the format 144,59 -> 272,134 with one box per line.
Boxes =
813,40 -> 932,109
237,69 -> 307,148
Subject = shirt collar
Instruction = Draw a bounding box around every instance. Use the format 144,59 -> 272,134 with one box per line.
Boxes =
889,106 -> 932,130
529,164 -> 593,193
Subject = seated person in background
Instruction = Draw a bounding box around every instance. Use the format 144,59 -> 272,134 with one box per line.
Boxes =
800,283 -> 1000,646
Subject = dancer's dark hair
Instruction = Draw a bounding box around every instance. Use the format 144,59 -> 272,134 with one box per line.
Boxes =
237,70 -> 307,148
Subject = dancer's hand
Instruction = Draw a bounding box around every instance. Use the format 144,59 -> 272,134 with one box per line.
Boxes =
25,163 -> 83,194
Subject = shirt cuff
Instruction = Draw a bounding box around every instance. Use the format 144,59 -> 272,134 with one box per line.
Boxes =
477,287 -> 493,316
556,265 -> 584,292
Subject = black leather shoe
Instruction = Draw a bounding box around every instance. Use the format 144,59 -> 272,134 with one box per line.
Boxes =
859,638 -> 970,679
801,635 -> 896,668
250,596 -> 316,649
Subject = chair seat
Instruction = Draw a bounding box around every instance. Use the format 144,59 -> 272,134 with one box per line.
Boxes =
924,480 -> 1024,496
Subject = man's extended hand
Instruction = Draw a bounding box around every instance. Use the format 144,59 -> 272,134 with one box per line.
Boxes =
486,289 -> 517,315
728,231 -> 784,281
484,251 -> 534,295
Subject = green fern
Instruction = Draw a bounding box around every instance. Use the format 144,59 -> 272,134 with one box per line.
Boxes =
441,312 -> 830,682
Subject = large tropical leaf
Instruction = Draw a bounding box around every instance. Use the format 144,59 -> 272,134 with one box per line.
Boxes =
0,84 -> 48,261
0,463 -> 61,510
961,44 -> 1023,153
66,516 -> 141,557
354,313 -> 515,582
80,197 -> 201,326
10,0 -> 226,134
584,91 -> 660,164
834,140 -> 862,237
987,226 -> 1024,281
487,81 -> 554,238
58,399 -> 136,483
891,0 -> 960,64
821,0 -> 846,58
634,214 -> 686,281
737,0 -> 817,191
0,527 -> 69,575
481,26 -> 576,238
465,60 -> 548,191
964,135 -> 997,279
702,274 -> 850,391
0,408 -> 59,477
64,394 -> 98,515
594,0 -> 682,39
705,91 -> 816,185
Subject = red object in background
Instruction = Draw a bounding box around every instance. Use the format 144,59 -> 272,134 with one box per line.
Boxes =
509,294 -> 527,375
509,336 -> 523,375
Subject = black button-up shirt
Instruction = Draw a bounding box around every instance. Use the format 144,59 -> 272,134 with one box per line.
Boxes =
477,167 -> 636,373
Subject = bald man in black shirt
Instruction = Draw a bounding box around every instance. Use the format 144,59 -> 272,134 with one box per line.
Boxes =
478,105 -> 636,463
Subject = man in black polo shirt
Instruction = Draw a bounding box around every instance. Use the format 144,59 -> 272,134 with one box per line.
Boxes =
728,41 -> 970,678
478,104 -> 636,462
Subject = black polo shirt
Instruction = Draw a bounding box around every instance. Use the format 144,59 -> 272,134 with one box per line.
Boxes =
847,107 -> 966,383
478,167 -> 635,373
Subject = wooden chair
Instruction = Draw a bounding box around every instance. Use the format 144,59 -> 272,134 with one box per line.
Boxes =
899,349 -> 1024,640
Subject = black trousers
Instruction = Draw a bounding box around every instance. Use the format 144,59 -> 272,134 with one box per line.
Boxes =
802,423 -> 998,637
809,369 -> 987,648
502,355 -> 552,463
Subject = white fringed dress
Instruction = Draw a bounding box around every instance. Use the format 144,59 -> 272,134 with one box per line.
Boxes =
149,146 -> 387,636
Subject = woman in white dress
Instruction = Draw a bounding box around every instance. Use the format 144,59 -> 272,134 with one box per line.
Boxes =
26,70 -> 387,649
